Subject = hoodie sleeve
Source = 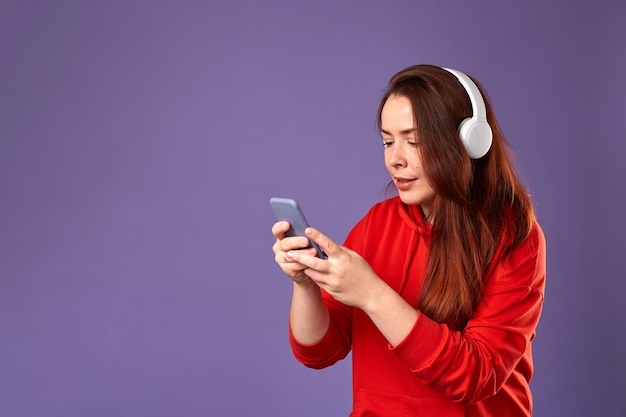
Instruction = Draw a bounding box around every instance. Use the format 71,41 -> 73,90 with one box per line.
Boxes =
289,208 -> 374,369
390,223 -> 546,404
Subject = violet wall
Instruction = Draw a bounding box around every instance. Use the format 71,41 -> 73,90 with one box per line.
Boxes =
1,1 -> 625,416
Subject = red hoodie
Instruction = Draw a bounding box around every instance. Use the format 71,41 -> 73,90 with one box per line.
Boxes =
290,197 -> 546,417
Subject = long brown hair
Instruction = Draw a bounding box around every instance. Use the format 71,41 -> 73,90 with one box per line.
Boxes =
377,64 -> 535,329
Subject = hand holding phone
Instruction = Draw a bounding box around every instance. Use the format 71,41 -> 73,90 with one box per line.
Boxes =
270,197 -> 327,259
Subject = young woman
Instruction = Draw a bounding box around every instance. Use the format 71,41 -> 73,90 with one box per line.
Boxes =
271,64 -> 546,417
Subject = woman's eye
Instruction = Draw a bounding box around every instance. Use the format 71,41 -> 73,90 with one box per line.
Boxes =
382,141 -> 393,148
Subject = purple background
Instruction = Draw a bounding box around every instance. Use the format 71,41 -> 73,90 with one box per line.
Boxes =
1,1 -> 625,416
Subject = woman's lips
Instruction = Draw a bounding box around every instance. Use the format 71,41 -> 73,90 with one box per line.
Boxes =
394,177 -> 416,191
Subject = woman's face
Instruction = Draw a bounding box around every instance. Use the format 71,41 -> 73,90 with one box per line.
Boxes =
380,95 -> 436,214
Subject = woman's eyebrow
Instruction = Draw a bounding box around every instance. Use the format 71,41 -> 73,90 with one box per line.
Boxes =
380,128 -> 418,136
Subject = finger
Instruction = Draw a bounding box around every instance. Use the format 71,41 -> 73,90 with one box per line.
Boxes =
283,247 -> 317,262
286,248 -> 324,270
271,221 -> 291,238
272,221 -> 311,253
278,236 -> 311,253
305,227 -> 342,258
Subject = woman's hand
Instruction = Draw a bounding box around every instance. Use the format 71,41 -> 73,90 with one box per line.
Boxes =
285,227 -> 387,311
280,225 -> 419,347
272,221 -> 320,285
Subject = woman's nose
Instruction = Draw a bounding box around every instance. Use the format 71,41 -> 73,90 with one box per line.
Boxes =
388,145 -> 407,167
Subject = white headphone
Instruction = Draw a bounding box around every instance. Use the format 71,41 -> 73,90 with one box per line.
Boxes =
442,67 -> 493,159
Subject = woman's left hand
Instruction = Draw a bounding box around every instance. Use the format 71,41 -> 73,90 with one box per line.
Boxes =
285,227 -> 386,311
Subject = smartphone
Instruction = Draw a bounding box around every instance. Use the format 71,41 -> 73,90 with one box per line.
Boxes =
270,197 -> 327,259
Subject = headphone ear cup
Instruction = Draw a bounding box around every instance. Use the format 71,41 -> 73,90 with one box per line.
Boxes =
458,118 -> 493,159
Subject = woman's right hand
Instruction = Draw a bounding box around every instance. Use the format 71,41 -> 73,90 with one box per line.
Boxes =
272,221 -> 319,285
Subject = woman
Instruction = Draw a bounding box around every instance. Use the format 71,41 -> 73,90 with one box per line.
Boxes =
271,64 -> 546,416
